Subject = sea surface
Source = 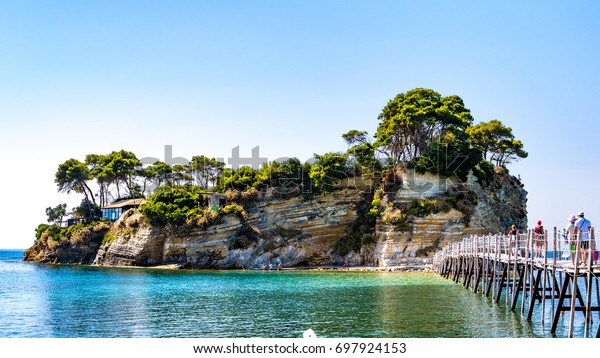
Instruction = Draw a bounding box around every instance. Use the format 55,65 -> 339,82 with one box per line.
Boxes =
0,249 -> 595,338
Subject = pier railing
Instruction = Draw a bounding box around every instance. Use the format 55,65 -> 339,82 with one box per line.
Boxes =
433,227 -> 599,338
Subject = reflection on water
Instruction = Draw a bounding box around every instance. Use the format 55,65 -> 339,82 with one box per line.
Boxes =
0,250 -> 596,338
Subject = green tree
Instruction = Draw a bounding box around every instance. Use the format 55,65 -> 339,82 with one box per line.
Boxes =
86,153 -> 115,208
172,164 -> 192,186
275,158 -> 306,188
466,119 -> 528,167
143,161 -> 173,188
374,88 -> 473,166
55,158 -> 96,206
217,166 -> 257,191
308,152 -> 349,192
139,185 -> 205,225
105,150 -> 142,199
491,138 -> 528,167
72,198 -> 102,219
45,203 -> 67,225
413,131 -> 482,180
342,130 -> 380,174
189,155 -> 225,188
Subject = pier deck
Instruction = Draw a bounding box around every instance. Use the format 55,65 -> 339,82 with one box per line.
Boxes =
433,228 -> 600,338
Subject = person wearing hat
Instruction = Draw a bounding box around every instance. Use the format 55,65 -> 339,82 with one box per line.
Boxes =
565,214 -> 578,264
573,211 -> 591,264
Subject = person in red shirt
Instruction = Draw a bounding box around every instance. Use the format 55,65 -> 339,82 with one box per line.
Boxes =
533,220 -> 545,259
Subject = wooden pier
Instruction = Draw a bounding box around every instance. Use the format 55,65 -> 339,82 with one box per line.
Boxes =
433,228 -> 600,338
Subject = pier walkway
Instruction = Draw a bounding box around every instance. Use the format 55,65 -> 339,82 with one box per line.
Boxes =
433,228 -> 600,338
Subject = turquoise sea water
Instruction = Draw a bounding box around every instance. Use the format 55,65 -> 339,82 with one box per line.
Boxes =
0,250 -> 594,338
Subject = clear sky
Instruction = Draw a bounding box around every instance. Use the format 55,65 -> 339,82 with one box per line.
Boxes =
1,0 -> 599,249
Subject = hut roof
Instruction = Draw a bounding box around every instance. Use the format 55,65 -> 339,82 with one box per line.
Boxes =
103,198 -> 147,209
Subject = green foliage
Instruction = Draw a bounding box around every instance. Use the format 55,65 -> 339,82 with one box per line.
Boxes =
185,207 -> 220,228
216,158 -> 312,195
412,138 -> 482,181
86,150 -> 142,203
342,130 -> 382,175
140,185 -> 205,225
308,152 -> 349,192
405,198 -> 451,217
368,208 -> 379,217
221,203 -> 247,221
171,164 -> 192,186
374,88 -> 473,166
72,198 -> 102,219
381,206 -> 410,231
258,158 -> 310,192
101,230 -> 117,245
35,224 -> 50,242
472,160 -> 495,187
45,204 -> 67,225
466,119 -> 528,167
142,161 -> 173,188
240,187 -> 260,206
35,219 -> 111,245
46,225 -> 63,241
140,185 -> 252,228
217,166 -> 257,191
189,155 -> 225,188
332,194 -> 377,256
55,158 -> 96,205
371,198 -> 381,207
443,185 -> 478,224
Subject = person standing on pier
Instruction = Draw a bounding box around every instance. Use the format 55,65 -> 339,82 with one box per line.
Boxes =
533,220 -> 545,259
565,215 -> 577,264
573,211 -> 591,264
508,224 -> 519,256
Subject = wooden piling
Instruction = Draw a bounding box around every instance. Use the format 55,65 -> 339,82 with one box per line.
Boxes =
433,227 -> 600,338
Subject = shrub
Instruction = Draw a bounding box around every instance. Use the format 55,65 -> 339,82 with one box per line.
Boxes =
405,198 -> 451,217
332,193 -> 378,256
380,204 -> 410,231
221,203 -> 247,221
225,188 -> 241,202
35,224 -> 50,242
140,185 -> 203,225
185,208 -> 220,228
240,187 -> 260,205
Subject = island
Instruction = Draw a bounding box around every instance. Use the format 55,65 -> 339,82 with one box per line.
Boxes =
25,88 -> 528,270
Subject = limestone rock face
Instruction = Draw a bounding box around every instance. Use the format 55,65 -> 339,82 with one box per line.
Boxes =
93,188 -> 364,269
467,171 -> 528,235
23,221 -> 111,264
374,209 -> 465,267
371,170 -> 527,267
24,171 -> 527,269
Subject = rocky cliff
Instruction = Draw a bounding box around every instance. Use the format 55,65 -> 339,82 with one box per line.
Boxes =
25,170 -> 527,269
373,169 -> 527,267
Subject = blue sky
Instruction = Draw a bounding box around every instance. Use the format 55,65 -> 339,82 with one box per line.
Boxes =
1,0 -> 599,249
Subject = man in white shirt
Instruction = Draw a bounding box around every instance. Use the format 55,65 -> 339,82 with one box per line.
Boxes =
573,211 -> 591,264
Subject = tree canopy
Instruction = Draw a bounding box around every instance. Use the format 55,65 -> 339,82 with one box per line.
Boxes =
47,88 -> 526,233
466,119 -> 528,166
374,88 -> 474,166
45,203 -> 67,225
55,158 -> 96,205
343,87 -> 526,180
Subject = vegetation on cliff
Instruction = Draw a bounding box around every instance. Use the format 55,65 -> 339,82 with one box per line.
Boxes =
34,87 -> 527,260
